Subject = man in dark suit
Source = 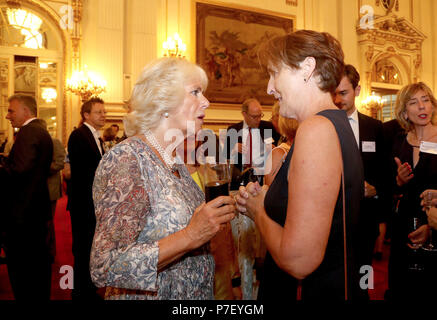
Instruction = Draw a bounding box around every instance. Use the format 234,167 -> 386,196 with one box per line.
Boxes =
0,94 -> 53,300
224,98 -> 275,188
334,65 -> 387,268
68,97 -> 106,300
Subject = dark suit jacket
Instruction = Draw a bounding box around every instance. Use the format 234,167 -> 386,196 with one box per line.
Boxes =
382,119 -> 406,210
67,124 -> 102,221
225,120 -> 275,173
0,119 -> 53,226
357,112 -> 387,240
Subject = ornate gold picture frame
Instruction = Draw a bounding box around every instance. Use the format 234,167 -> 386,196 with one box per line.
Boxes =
196,2 -> 294,105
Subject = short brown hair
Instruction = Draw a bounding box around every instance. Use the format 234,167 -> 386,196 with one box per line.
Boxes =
395,82 -> 437,132
343,64 -> 360,89
8,94 -> 37,116
80,97 -> 104,121
103,126 -> 116,141
258,30 -> 345,93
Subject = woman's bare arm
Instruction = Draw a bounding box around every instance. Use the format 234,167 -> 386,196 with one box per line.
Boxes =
247,116 -> 342,279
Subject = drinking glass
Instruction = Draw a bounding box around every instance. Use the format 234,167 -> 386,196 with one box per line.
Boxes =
407,216 -> 425,271
200,158 -> 231,202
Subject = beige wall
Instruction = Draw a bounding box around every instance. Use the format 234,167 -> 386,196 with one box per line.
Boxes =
36,0 -> 437,135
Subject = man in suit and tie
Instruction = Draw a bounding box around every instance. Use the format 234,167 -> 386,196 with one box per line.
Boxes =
334,64 -> 387,268
0,94 -> 53,300
225,98 -> 275,188
68,97 -> 106,300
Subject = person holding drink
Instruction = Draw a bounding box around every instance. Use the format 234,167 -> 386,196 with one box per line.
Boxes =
235,30 -> 366,300
388,82 -> 437,300
421,189 -> 437,230
89,57 -> 236,300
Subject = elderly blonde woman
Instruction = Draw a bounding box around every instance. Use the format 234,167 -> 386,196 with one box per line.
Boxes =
388,82 -> 437,300
90,57 -> 236,300
264,116 -> 299,186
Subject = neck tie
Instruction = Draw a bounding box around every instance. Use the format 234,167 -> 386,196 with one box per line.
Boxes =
98,137 -> 105,155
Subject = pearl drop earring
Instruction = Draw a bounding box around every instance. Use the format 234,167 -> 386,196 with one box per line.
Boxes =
163,112 -> 169,118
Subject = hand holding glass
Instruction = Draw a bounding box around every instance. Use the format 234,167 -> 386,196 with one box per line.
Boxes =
201,160 -> 231,202
422,191 -> 437,251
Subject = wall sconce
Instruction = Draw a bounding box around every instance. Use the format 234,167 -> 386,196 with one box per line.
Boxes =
162,33 -> 187,58
66,70 -> 107,102
362,92 -> 383,119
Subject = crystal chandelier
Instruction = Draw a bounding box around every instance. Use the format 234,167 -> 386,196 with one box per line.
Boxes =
162,33 -> 187,58
66,70 -> 107,102
362,93 -> 383,118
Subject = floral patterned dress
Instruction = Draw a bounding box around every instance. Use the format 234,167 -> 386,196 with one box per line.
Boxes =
90,136 -> 214,300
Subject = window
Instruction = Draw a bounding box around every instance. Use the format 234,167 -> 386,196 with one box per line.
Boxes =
0,7 -> 55,49
372,59 -> 401,85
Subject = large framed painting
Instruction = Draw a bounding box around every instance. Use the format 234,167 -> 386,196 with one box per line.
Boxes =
196,2 -> 294,105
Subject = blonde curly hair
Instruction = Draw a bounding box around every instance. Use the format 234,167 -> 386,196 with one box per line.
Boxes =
124,57 -> 208,137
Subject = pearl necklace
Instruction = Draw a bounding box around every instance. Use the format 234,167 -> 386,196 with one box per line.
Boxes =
144,129 -> 177,172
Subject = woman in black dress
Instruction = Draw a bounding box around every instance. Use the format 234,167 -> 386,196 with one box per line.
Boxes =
388,82 -> 437,300
235,30 -> 366,300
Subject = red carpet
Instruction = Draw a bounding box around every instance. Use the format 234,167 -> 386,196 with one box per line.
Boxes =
0,195 -> 73,300
0,194 -> 389,300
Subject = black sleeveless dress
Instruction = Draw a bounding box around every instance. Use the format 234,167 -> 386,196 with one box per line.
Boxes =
259,109 -> 365,301
388,135 -> 437,299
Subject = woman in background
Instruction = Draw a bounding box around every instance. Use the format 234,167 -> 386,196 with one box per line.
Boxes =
264,116 -> 298,186
388,82 -> 437,300
102,126 -> 117,152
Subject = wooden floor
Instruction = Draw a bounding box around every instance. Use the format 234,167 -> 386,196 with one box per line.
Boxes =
0,195 -> 390,300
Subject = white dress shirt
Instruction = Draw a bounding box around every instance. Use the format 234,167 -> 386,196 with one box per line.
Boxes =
22,117 -> 37,127
84,121 -> 103,155
242,122 -> 265,168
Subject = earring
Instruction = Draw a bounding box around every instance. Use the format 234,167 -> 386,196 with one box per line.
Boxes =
163,112 -> 169,118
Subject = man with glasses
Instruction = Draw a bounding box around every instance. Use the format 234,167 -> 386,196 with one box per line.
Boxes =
225,98 -> 276,184
67,97 -> 106,300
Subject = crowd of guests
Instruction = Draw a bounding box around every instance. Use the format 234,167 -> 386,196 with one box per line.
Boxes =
1,28 -> 437,301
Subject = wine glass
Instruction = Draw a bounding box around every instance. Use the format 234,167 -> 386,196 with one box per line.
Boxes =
407,216 -> 425,271
200,158 -> 231,202
422,191 -> 437,251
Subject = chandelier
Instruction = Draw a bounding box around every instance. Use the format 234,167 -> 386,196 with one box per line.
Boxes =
362,93 -> 383,118
66,70 -> 107,102
162,33 -> 187,58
